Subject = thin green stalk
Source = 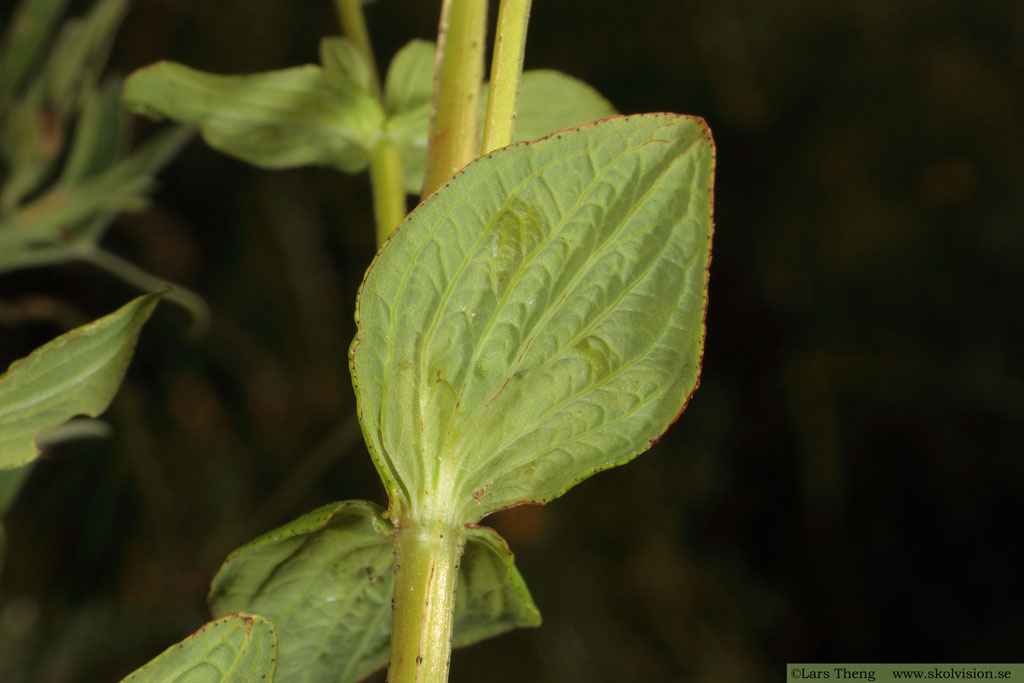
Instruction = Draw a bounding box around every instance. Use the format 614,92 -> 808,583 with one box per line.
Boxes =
334,0 -> 381,101
77,245 -> 210,340
420,0 -> 487,199
369,136 -> 406,245
481,0 -> 532,155
387,520 -> 466,683
334,0 -> 406,243
335,0 -> 403,242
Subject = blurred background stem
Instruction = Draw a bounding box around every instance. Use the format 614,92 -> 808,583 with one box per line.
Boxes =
333,0 -> 380,101
368,137 -> 405,246
77,246 -> 210,340
334,0 -> 404,245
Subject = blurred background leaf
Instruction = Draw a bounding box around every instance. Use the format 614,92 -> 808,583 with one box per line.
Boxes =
0,292 -> 160,470
0,0 -> 201,334
0,1 -> 1021,682
123,62 -> 383,173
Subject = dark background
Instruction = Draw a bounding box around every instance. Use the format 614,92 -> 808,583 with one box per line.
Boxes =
1,0 -> 1022,681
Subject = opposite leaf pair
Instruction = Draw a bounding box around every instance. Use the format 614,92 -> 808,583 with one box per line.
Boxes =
122,113 -> 714,682
124,500 -> 537,682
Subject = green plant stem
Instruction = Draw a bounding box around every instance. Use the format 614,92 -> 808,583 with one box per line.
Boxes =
334,0 -> 381,101
387,520 -> 466,683
386,4 -> 489,677
420,0 -> 487,199
369,136 -> 407,245
481,0 -> 532,155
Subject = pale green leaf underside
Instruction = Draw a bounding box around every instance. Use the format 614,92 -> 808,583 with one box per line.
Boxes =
351,114 -> 714,523
208,500 -> 539,683
0,293 -> 160,469
120,613 -> 277,683
123,61 -> 383,173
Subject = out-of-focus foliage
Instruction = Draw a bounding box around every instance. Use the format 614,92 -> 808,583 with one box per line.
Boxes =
124,37 -> 615,197
0,293 -> 160,470
0,0 -> 187,622
124,61 -> 384,174
0,0 -> 190,274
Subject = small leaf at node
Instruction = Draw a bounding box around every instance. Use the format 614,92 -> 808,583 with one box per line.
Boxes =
209,501 -> 394,683
209,501 -> 541,683
454,525 -> 541,646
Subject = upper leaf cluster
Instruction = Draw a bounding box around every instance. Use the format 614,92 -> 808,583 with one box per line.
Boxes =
123,38 -> 616,198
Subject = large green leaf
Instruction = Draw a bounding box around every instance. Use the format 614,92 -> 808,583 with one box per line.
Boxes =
350,114 -> 714,524
123,62 -> 383,173
120,613 -> 277,683
0,292 -> 160,469
209,500 -> 539,683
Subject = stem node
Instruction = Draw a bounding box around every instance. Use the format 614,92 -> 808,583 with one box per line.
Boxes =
387,520 -> 466,683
